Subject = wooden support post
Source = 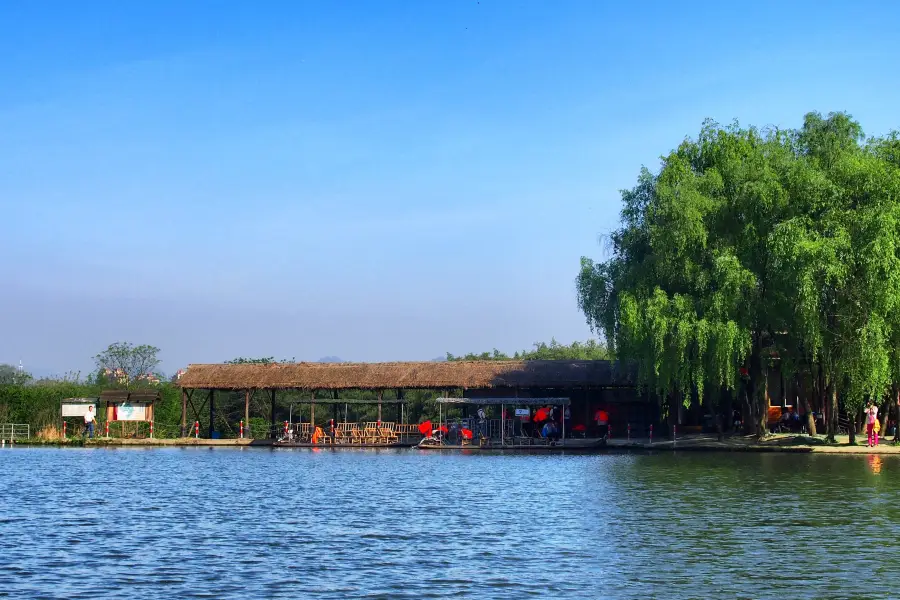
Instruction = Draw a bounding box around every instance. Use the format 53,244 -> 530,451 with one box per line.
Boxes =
186,390 -> 199,423
311,391 -> 316,428
561,402 -> 566,442
270,389 -> 276,439
244,389 -> 251,433
181,388 -> 187,437
398,389 -> 404,423
584,387 -> 590,429
377,390 -> 383,422
209,389 -> 216,438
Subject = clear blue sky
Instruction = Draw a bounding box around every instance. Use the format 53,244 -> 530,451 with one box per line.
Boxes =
2,0 -> 899,376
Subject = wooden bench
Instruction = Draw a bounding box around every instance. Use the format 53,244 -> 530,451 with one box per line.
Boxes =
377,422 -> 398,444
333,423 -> 354,444
363,422 -> 381,444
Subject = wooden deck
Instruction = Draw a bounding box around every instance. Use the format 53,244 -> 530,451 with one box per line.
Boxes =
272,440 -> 418,449
416,438 -> 607,451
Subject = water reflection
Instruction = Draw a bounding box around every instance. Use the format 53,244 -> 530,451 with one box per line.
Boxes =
1,448 -> 899,599
868,454 -> 883,474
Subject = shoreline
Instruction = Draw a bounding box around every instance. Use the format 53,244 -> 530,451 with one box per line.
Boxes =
605,433 -> 900,454
5,433 -> 900,454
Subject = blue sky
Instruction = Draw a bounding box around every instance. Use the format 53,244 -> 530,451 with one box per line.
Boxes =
2,0 -> 899,376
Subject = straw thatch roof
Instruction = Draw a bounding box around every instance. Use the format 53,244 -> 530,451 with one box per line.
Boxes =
177,360 -> 635,390
100,390 -> 161,403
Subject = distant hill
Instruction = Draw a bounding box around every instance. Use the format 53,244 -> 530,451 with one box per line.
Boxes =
431,356 -> 447,362
317,356 -> 344,363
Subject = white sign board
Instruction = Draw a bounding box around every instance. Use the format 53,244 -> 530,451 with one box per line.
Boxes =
514,408 -> 530,417
112,402 -> 149,421
61,403 -> 97,418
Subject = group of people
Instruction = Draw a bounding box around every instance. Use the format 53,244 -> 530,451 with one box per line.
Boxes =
776,407 -> 803,433
517,405 -> 571,439
768,401 -> 884,446
864,401 -> 881,447
533,405 -> 570,440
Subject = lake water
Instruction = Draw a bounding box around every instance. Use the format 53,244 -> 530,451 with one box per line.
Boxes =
1,447 -> 899,599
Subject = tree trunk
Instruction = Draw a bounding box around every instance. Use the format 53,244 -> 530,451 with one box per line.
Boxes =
749,338 -> 768,439
755,368 -> 769,439
741,381 -> 752,434
848,407 -> 857,446
668,388 -> 680,439
879,395 -> 890,440
895,387 -> 900,443
825,383 -> 837,442
798,373 -> 816,436
706,387 -> 724,441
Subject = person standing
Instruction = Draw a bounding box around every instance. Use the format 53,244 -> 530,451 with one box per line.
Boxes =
594,408 -> 609,438
864,400 -> 879,447
476,406 -> 487,439
83,405 -> 95,439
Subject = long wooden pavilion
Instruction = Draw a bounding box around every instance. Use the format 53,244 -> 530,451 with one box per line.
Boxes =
176,359 -> 643,439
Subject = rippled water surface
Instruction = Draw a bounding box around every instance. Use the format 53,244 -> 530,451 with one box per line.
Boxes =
2,447 -> 899,599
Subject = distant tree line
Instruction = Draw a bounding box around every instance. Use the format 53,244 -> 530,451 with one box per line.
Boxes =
446,339 -> 611,361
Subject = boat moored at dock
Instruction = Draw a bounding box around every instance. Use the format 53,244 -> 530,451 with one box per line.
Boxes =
415,396 -> 608,451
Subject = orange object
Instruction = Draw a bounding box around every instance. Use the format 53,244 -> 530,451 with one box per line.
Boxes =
461,428 -> 473,440
418,421 -> 432,435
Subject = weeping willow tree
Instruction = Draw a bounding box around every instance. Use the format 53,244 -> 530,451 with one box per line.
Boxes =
577,121 -> 782,436
579,112 -> 900,441
770,113 -> 900,441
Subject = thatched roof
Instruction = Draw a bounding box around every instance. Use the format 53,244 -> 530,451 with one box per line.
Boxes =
177,360 -> 635,390
100,390 -> 161,403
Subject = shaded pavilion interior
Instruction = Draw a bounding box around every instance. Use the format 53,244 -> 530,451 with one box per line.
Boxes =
176,359 -> 647,438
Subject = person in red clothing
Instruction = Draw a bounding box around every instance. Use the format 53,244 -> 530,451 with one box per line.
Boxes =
594,408 -> 609,438
864,400 -> 879,447
532,406 -> 549,438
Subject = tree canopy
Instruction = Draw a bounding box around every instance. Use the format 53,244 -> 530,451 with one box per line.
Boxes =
0,364 -> 31,386
577,112 -> 900,437
93,342 -> 162,388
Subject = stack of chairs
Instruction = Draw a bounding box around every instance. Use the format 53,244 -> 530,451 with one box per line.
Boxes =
292,421 -> 409,445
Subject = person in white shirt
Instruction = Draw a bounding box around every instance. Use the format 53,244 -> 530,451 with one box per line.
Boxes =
476,407 -> 487,439
83,405 -> 95,439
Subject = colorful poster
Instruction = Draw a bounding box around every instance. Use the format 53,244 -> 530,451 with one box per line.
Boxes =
112,402 -> 148,421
